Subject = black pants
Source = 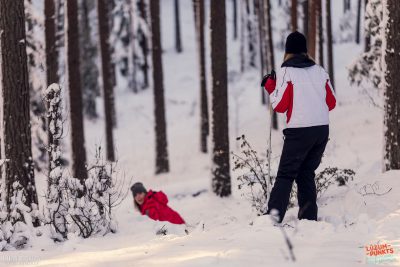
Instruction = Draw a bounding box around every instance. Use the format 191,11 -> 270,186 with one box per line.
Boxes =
266,125 -> 329,223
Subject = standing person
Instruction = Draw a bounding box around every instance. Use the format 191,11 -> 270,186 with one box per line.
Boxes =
261,31 -> 336,223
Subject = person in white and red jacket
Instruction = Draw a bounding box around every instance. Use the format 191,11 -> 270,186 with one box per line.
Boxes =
261,31 -> 336,223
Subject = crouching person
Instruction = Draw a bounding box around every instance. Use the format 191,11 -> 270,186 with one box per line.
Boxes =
131,182 -> 186,229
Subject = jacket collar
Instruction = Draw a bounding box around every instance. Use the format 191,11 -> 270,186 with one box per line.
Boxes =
281,54 -> 316,68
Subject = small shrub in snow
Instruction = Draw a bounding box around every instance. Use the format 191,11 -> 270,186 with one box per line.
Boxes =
232,136 -> 356,214
0,181 -> 36,251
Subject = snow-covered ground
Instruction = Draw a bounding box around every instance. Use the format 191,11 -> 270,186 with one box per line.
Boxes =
2,0 -> 400,266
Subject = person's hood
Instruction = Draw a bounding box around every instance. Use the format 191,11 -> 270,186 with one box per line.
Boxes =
281,54 -> 316,68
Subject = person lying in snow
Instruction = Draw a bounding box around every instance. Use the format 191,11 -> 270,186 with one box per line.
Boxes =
131,182 -> 186,225
261,31 -> 336,223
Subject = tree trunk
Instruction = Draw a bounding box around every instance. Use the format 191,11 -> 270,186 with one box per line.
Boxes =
383,0 -> 400,171
193,0 -> 209,153
45,0 -> 60,178
317,0 -> 324,66
97,0 -> 116,162
233,0 -> 238,40
302,0 -> 308,38
257,0 -> 267,105
174,0 -> 183,53
210,0 -> 231,197
364,0 -> 370,52
265,0 -> 278,130
355,0 -> 362,44
150,0 -> 169,174
245,0 -> 257,68
240,0 -> 246,72
291,0 -> 298,32
326,0 -> 335,89
66,0 -> 88,180
137,0 -> 150,89
79,0 -> 100,120
308,0 -> 317,59
0,0 -> 38,211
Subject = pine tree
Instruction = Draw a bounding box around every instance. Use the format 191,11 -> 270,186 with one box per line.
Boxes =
136,0 -> 150,89
245,0 -> 257,68
150,0 -> 169,174
383,0 -> 400,171
233,0 -> 238,40
291,0 -> 298,31
174,0 -> 183,53
0,0 -> 38,213
79,0 -> 100,120
355,0 -> 362,44
308,0 -> 317,59
66,0 -> 88,181
45,0 -> 60,179
326,0 -> 335,89
265,0 -> 279,130
193,0 -> 209,153
317,0 -> 324,66
210,0 -> 231,197
97,0 -> 116,162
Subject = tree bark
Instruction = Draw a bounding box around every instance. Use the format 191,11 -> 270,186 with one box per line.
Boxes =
137,0 -> 150,89
265,0 -> 278,129
233,0 -> 238,40
66,0 -> 88,180
308,0 -> 317,59
79,0 -> 100,119
97,0 -> 116,162
45,0 -> 60,178
193,0 -> 209,153
317,0 -> 324,66
291,0 -> 298,32
302,0 -> 308,38
174,0 -> 183,53
364,0 -> 370,52
0,0 -> 38,211
150,0 -> 169,174
210,0 -> 231,197
383,0 -> 400,171
257,0 -> 267,105
326,0 -> 335,89
355,0 -> 362,44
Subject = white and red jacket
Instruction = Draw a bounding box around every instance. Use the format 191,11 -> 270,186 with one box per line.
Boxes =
264,55 -> 336,128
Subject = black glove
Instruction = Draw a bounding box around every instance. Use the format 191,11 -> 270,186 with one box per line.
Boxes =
260,70 -> 276,87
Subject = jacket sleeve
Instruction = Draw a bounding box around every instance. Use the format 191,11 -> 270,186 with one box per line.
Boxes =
270,68 -> 292,113
145,207 -> 160,221
154,191 -> 169,205
325,71 -> 336,111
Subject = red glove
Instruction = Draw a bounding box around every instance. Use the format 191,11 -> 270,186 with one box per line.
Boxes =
261,70 -> 276,95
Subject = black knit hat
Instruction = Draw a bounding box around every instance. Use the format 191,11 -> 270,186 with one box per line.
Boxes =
285,31 -> 308,54
130,182 -> 147,197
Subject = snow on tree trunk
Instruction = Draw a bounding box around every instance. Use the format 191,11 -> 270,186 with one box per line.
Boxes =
383,0 -> 400,171
66,0 -> 88,181
150,0 -> 170,174
0,0 -> 39,220
43,83 -> 68,240
193,0 -> 209,153
210,0 -> 231,197
245,0 -> 257,68
97,0 -> 116,162
136,0 -> 150,89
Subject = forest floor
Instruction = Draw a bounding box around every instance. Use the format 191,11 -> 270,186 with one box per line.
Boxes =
2,0 -> 400,266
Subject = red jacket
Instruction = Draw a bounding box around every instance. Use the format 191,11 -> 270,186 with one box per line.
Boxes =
140,190 -> 185,225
